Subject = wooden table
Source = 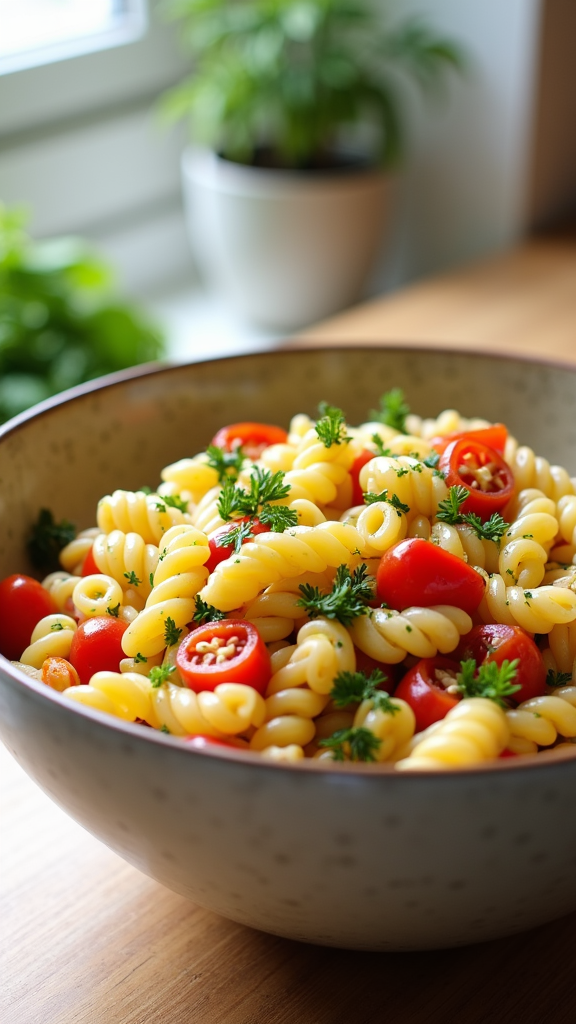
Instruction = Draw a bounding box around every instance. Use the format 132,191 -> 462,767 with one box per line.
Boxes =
2,236 -> 576,1024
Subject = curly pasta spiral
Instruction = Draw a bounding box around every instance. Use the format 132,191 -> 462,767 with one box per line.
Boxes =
121,525 -> 210,658
199,521 -> 364,611
59,528 -> 100,575
359,456 -> 449,520
266,618 -> 355,696
350,605 -> 472,664
159,454 -> 219,505
396,698 -> 510,770
547,622 -> 576,675
72,574 -> 125,619
243,571 -> 332,643
63,671 -> 157,723
503,438 -> 575,501
97,490 -> 192,545
506,690 -> 576,753
353,697 -> 416,762
151,681 -> 264,739
42,571 -> 78,613
405,410 -> 490,441
478,575 -> 576,632
92,530 -> 159,600
20,614 -> 77,668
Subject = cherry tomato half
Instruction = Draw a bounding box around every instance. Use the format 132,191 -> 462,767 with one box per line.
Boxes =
394,656 -> 461,731
0,574 -> 57,661
211,422 -> 288,460
81,546 -> 99,576
68,616 -> 128,685
430,424 -> 508,457
456,624 -> 546,704
439,439 -> 514,519
350,448 -> 375,506
376,538 -> 485,615
177,620 -> 271,695
206,517 -> 271,574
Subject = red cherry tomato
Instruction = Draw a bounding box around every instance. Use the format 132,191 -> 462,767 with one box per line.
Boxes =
81,546 -> 99,576
430,424 -> 508,457
184,734 -> 235,750
177,619 -> 271,695
211,422 -> 288,460
499,749 -> 519,758
394,656 -> 461,731
0,574 -> 57,661
439,439 -> 514,519
68,616 -> 128,685
456,624 -> 546,704
376,538 -> 485,615
350,448 -> 375,506
206,517 -> 271,574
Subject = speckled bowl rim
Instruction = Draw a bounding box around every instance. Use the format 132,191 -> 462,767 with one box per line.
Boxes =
1,342 -> 576,779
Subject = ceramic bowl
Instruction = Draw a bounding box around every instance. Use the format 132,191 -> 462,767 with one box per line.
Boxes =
1,345 -> 575,952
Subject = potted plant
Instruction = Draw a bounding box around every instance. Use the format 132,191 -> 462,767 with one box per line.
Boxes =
161,0 -> 462,330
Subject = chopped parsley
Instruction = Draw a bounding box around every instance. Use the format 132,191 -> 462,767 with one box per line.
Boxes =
370,388 -> 410,434
436,486 -> 509,541
423,451 -> 440,469
149,572 -> 155,588
193,594 -> 226,625
297,564 -> 375,626
546,669 -> 572,689
150,664 -> 176,688
161,494 -> 189,514
50,622 -> 64,632
27,508 -> 76,573
315,402 -> 351,448
124,570 -> 142,587
164,616 -> 183,647
134,652 -> 148,664
206,443 -> 246,482
318,727 -> 381,762
363,489 -> 410,516
371,434 -> 392,457
456,658 -> 521,707
330,669 -> 399,715
106,602 -> 120,618
214,465 -> 298,554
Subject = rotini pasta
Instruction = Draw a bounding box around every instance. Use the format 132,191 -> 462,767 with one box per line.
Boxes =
5,396 -> 576,773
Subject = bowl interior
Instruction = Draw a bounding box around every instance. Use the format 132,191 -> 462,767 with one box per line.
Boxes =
1,344 -> 576,578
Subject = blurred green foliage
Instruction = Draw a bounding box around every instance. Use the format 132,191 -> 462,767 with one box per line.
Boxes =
0,206 -> 165,424
160,0 -> 464,169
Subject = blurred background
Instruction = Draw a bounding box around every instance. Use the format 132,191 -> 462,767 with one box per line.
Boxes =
0,0 -> 575,414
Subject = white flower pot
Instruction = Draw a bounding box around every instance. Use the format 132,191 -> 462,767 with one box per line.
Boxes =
181,147 -> 390,331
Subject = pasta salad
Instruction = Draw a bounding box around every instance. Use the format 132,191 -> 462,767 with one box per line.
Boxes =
2,393 -> 576,770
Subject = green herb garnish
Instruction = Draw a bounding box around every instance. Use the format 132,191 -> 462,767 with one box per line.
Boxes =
161,494 -> 189,514
318,727 -> 381,762
363,490 -> 410,516
297,564 -> 375,626
330,670 -> 399,716
546,669 -> 572,689
370,388 -> 410,433
106,603 -> 120,618
124,570 -> 142,587
193,595 -> 227,626
150,665 -> 176,688
315,402 -> 351,448
27,508 -> 76,573
134,652 -> 148,664
206,443 -> 246,482
164,617 -> 183,647
456,658 -> 521,707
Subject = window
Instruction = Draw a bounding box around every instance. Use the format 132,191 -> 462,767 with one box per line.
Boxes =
0,0 -> 146,76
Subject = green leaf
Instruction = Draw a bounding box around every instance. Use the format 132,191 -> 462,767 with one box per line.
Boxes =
297,563 -> 375,626
315,402 -> 351,448
27,508 -> 76,573
318,726 -> 381,762
370,388 -> 410,433
456,658 -> 521,707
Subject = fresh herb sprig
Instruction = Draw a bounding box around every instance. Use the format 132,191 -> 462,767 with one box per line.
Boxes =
363,489 -> 410,516
206,443 -> 246,482
436,485 -> 509,542
159,494 -> 189,514
330,669 -> 399,715
370,388 -> 410,434
27,508 -> 76,573
297,564 -> 375,626
217,467 -> 291,521
193,595 -> 226,626
456,658 -> 521,707
546,669 -> 573,689
164,617 -> 183,647
318,727 -> 381,762
315,402 -> 351,448
150,664 -> 176,688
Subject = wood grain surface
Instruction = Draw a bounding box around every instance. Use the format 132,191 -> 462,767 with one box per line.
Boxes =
2,237 -> 576,1024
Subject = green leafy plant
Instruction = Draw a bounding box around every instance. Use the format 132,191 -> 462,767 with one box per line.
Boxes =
0,205 -> 165,424
160,0 -> 463,169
